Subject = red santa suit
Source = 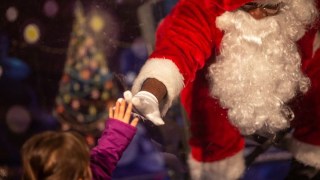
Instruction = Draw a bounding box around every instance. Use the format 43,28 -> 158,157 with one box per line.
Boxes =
131,0 -> 320,179
289,28 -> 320,170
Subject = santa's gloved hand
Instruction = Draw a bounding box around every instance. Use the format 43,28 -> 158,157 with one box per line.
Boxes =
124,90 -> 165,125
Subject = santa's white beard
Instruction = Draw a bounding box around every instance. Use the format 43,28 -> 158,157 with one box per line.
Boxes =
208,2 -> 317,135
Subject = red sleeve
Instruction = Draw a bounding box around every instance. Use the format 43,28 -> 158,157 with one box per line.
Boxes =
293,11 -> 320,145
149,0 -> 219,85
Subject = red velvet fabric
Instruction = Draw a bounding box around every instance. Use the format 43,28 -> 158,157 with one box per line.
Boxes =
293,27 -> 320,146
292,0 -> 320,144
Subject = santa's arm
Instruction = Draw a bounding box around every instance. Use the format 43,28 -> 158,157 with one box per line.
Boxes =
130,0 -> 217,120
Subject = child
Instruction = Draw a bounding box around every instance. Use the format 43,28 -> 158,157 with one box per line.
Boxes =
21,98 -> 139,180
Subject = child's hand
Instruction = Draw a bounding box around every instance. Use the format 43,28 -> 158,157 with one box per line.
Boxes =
109,98 -> 139,127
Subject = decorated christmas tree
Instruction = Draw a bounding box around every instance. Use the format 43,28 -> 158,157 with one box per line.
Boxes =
54,1 -> 119,135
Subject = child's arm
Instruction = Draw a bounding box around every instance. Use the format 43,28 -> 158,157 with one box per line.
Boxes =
90,98 -> 139,180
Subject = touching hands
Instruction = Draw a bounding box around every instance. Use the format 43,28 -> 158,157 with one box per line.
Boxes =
124,90 -> 165,126
109,98 -> 139,127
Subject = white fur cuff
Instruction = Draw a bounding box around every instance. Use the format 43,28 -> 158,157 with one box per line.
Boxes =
288,138 -> 320,169
131,58 -> 184,116
188,150 -> 245,180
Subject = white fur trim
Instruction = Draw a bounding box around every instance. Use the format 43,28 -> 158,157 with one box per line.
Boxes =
188,150 -> 245,180
288,138 -> 320,169
131,58 -> 184,116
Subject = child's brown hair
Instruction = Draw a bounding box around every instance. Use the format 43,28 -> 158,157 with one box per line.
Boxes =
21,131 -> 91,180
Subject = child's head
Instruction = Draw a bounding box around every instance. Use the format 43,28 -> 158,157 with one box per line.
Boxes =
21,131 -> 92,180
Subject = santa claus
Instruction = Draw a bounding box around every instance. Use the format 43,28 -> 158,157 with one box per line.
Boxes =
125,0 -> 320,179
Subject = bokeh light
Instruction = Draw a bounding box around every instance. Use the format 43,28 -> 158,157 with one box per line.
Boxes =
89,106 -> 97,115
91,89 -> 100,99
77,114 -> 85,122
23,24 -> 41,44
89,14 -> 105,33
5,105 -> 32,134
6,6 -> 18,22
71,99 -> 80,109
43,0 -> 59,17
61,123 -> 70,131
1,57 -> 30,80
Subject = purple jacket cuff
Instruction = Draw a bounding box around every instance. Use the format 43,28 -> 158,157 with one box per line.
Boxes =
90,118 -> 137,180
